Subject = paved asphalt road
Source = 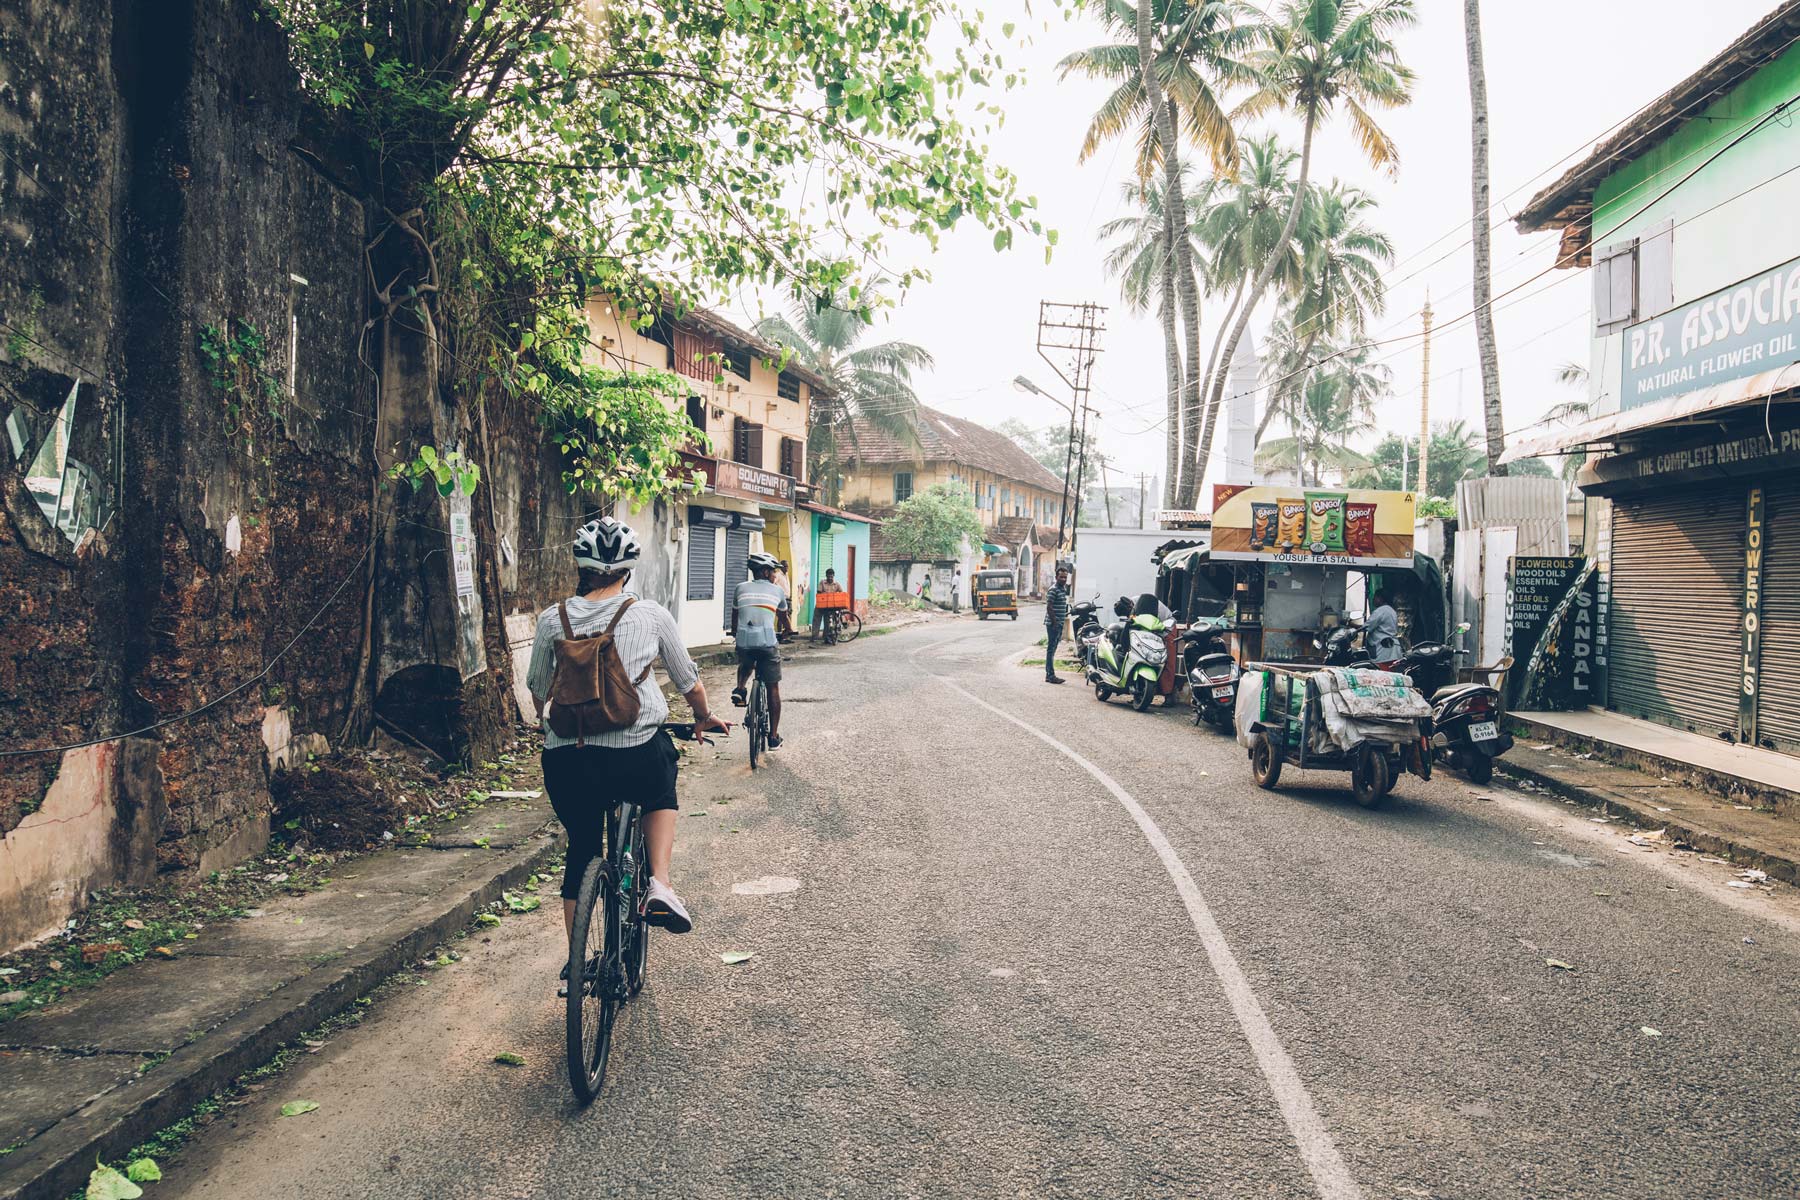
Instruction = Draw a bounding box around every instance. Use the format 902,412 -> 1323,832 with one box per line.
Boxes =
163,612 -> 1800,1199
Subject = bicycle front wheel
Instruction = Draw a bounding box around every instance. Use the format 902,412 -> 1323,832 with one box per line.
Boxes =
838,612 -> 862,642
567,858 -> 621,1105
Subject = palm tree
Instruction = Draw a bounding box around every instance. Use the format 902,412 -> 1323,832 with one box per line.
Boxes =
1465,0 -> 1506,475
1256,342 -> 1388,484
756,300 -> 933,505
1063,0 -> 1256,505
1061,0 -> 1258,178
1098,168 -> 1211,500
1254,180 -> 1393,441
1195,0 -> 1416,485
1194,134 -> 1306,428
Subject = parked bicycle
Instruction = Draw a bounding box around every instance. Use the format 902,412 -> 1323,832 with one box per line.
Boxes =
819,607 -> 862,645
566,721 -> 723,1104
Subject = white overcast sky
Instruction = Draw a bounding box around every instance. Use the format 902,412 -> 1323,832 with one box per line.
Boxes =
720,0 -> 1777,488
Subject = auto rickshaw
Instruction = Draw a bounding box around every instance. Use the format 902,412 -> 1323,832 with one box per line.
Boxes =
972,569 -> 1018,620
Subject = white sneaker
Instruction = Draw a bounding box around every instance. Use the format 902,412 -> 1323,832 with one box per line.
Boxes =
644,878 -> 693,934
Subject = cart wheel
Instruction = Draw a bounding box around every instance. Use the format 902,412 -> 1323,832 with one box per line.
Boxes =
1251,734 -> 1282,790
1131,678 -> 1156,712
1464,753 -> 1494,785
1382,758 -> 1400,795
1352,751 -> 1389,808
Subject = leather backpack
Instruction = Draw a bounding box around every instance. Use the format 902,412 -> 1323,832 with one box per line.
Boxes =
546,598 -> 651,741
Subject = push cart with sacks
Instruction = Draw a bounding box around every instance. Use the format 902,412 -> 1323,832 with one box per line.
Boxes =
1235,663 -> 1433,808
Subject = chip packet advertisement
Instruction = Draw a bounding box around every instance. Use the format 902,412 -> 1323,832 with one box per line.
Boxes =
1211,484 -> 1415,568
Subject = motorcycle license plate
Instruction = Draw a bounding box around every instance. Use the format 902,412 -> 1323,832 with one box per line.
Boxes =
1212,686 -> 1235,700
1470,720 -> 1499,742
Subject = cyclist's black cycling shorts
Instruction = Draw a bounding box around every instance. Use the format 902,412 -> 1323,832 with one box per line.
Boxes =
543,732 -> 678,899
736,645 -> 782,684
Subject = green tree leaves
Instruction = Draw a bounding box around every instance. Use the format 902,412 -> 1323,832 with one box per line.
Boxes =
884,484 -> 985,561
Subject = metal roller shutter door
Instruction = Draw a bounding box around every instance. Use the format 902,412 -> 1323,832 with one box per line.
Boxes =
1755,477 -> 1800,752
1608,485 -> 1742,738
724,527 -> 750,599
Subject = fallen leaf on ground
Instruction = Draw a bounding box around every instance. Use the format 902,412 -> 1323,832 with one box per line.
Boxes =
720,951 -> 754,965
153,946 -> 175,958
81,943 -> 125,964
1545,959 -> 1576,971
1593,891 -> 1612,897
1639,1027 -> 1661,1038
476,913 -> 502,927
122,919 -> 145,930
125,1158 -> 162,1183
493,1052 -> 526,1066
85,1164 -> 142,1200
279,1100 -> 320,1117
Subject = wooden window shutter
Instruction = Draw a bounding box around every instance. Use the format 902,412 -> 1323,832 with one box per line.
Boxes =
686,395 -> 706,433
1593,239 -> 1637,333
779,436 -> 800,479
745,423 -> 764,468
1637,220 -> 1675,320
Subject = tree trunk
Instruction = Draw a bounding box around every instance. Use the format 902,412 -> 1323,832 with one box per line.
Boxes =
1466,0 -> 1508,475
1201,279 -> 1245,432
1160,222 -> 1184,509
1196,119 -> 1316,489
1135,0 -> 1190,510
1171,103 -> 1204,510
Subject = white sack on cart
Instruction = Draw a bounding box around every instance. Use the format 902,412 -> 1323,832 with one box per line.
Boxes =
1311,667 -> 1430,752
1235,670 -> 1269,749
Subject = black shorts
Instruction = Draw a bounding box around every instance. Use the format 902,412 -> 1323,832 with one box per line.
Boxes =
542,733 -> 679,899
736,645 -> 782,684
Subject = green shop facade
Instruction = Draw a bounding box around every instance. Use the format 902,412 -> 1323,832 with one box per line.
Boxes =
800,500 -> 875,624
1511,7 -> 1800,754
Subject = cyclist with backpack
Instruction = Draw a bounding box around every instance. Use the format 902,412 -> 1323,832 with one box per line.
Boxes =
527,517 -> 728,952
728,550 -> 787,750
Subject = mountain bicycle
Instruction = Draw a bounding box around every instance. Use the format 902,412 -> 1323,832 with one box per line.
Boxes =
567,722 -> 722,1105
746,675 -> 770,769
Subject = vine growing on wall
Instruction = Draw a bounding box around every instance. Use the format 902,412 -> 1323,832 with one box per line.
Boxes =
197,319 -> 285,456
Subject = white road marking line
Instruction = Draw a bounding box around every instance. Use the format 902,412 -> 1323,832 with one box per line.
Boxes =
929,671 -> 1364,1200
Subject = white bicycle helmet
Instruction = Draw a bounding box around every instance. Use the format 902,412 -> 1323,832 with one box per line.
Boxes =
747,551 -> 782,575
573,517 -> 640,571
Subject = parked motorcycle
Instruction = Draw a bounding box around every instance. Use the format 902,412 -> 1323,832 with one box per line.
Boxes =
1089,594 -> 1171,712
1319,623 -> 1513,784
1182,616 -> 1239,731
1070,599 -> 1104,671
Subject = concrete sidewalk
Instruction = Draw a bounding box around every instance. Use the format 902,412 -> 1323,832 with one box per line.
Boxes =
1499,722 -> 1800,888
0,795 -> 563,1200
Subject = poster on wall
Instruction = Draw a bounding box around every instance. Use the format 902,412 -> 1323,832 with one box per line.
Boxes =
1507,555 -> 1599,710
1208,484 -> 1416,569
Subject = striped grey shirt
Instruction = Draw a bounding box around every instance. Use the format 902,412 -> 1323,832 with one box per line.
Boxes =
525,593 -> 700,749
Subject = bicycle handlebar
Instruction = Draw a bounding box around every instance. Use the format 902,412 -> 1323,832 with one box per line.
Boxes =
662,722 -> 729,744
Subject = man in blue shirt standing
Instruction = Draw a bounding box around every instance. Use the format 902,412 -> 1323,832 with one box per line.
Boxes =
730,551 -> 788,748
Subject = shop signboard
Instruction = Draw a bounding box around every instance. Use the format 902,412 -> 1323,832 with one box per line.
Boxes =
1208,484 -> 1415,569
713,460 -> 794,509
1621,254 -> 1800,410
1505,556 -> 1598,709
1742,486 -> 1765,741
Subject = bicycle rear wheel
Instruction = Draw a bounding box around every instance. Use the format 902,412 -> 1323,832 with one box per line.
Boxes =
566,858 -> 620,1105
625,826 -> 649,998
748,681 -> 768,769
838,612 -> 862,642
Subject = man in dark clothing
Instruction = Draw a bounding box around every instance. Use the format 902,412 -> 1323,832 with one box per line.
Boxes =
1043,565 -> 1071,684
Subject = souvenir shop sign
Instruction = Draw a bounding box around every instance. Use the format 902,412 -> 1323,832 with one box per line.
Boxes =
1209,484 -> 1415,569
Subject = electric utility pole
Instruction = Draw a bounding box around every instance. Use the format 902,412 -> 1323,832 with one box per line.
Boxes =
1418,294 -> 1434,495
1036,300 -> 1106,553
